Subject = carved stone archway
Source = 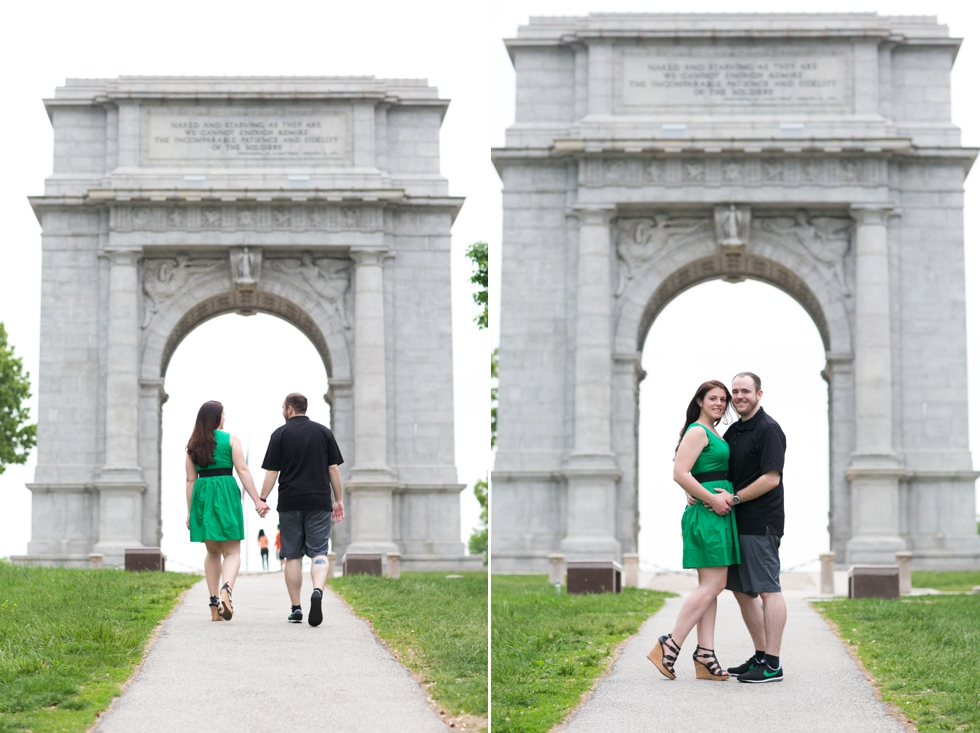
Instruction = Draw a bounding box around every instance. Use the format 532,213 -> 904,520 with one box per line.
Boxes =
21,77 -> 480,571
492,13 -> 980,571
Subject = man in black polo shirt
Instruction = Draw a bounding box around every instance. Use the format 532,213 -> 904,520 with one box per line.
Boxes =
723,372 -> 787,683
260,392 -> 345,627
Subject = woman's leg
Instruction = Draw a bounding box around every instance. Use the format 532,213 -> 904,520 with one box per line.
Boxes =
669,567 -> 728,648
696,597 -> 718,650
219,540 -> 242,589
204,541 -> 222,596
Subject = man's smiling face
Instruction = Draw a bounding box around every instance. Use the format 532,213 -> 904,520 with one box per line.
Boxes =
731,375 -> 761,418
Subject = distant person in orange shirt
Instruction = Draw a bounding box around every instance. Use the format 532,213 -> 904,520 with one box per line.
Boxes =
275,526 -> 284,570
258,529 -> 270,571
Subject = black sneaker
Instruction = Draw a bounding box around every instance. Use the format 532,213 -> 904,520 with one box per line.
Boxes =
727,656 -> 761,677
738,664 -> 783,683
288,607 -> 303,623
309,590 -> 323,627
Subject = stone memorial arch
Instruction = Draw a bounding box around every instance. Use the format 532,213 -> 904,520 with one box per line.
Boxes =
492,14 -> 980,571
22,76 -> 479,571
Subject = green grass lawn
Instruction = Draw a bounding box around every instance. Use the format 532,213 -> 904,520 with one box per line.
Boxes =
328,571 -> 488,720
492,575 -> 671,733
813,596 -> 980,732
911,570 -> 980,592
0,561 -> 198,733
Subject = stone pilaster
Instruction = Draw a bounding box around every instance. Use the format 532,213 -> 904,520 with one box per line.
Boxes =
845,204 -> 906,562
561,206 -> 622,558
94,248 -> 146,565
345,249 -> 398,555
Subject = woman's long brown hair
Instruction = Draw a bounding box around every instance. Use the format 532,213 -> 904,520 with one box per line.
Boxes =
187,400 -> 223,468
675,380 -> 733,452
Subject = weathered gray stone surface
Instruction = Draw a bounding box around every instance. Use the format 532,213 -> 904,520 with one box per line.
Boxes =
492,13 -> 980,571
20,77 -> 480,571
94,574 -> 450,733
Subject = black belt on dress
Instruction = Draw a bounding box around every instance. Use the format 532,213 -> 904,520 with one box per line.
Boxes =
693,470 -> 728,484
197,467 -> 233,478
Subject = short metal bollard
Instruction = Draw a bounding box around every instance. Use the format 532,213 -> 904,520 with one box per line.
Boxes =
819,552 -> 835,595
895,551 -> 913,595
125,547 -> 165,572
567,560 -> 622,595
387,552 -> 401,579
848,565 -> 899,599
343,552 -> 382,576
548,553 -> 565,585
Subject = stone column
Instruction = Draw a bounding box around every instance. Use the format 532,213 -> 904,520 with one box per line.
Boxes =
346,249 -> 398,555
94,248 -> 146,565
561,206 -> 621,559
846,205 -> 906,563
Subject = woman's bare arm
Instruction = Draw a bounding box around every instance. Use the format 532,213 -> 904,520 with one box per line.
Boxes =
673,427 -> 732,516
230,435 -> 270,516
185,453 -> 196,528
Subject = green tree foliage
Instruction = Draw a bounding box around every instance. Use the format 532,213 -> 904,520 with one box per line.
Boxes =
491,348 -> 498,448
0,324 -> 36,474
468,476 -> 488,564
465,241 -> 488,330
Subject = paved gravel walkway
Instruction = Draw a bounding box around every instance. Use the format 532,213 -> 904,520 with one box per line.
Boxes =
559,585 -> 906,733
95,573 -> 449,733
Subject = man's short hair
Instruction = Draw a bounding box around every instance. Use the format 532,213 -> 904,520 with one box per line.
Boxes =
734,372 -> 762,392
284,392 -> 308,414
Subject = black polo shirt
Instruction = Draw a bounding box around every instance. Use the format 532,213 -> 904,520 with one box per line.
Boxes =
723,406 -> 786,536
261,416 -> 344,512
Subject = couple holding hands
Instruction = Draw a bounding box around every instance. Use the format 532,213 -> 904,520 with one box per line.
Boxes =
648,373 -> 789,684
184,392 -> 344,626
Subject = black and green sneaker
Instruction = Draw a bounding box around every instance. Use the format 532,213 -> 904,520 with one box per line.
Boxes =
738,664 -> 783,683
727,655 -> 762,677
288,606 -> 303,623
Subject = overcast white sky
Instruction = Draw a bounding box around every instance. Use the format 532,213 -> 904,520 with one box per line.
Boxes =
1,0 -> 979,571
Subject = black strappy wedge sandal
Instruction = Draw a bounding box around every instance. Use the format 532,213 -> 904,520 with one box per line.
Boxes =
219,583 -> 234,620
693,646 -> 730,681
209,595 -> 223,622
647,633 -> 680,680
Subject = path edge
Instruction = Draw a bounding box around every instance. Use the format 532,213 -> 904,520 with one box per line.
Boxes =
809,600 -> 918,733
86,578 -> 201,733
326,585 -> 487,733
548,597 -> 673,733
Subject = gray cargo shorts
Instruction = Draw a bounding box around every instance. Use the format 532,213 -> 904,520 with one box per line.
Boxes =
279,509 -> 332,559
726,527 -> 781,597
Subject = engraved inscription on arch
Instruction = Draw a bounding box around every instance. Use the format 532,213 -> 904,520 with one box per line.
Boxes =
146,107 -> 352,164
618,46 -> 851,113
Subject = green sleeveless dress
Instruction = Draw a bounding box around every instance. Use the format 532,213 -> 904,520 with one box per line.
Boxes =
681,424 -> 740,568
189,430 -> 245,543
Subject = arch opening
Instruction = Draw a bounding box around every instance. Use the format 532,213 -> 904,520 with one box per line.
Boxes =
159,291 -> 335,381
158,312 -> 330,574
636,279 -> 830,573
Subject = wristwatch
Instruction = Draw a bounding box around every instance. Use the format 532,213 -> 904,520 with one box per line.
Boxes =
731,493 -> 741,505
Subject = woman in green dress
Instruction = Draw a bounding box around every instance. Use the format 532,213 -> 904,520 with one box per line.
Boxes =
648,380 -> 739,681
185,400 -> 269,621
